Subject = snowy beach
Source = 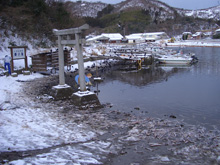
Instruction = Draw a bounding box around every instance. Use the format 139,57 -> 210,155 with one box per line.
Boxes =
1,73 -> 220,164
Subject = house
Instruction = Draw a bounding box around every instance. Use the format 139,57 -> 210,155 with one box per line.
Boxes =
215,29 -> 220,35
192,32 -> 203,40
213,29 -> 220,39
87,33 -> 123,43
203,31 -> 212,38
126,32 -> 168,43
102,33 -> 123,43
142,32 -> 169,40
182,32 -> 192,40
125,33 -> 144,43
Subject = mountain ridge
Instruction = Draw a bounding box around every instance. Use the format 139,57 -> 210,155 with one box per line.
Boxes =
0,0 -> 219,49
66,0 -> 220,21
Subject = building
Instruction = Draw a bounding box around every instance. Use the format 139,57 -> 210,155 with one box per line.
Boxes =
192,32 -> 203,40
87,33 -> 123,43
125,33 -> 144,43
31,49 -> 70,72
213,29 -> 220,39
142,32 -> 169,40
182,32 -> 192,40
126,32 -> 169,43
215,29 -> 220,34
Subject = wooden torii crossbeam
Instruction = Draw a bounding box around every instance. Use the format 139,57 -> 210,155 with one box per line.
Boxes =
53,24 -> 89,91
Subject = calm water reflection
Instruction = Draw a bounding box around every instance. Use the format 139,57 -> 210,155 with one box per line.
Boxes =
94,47 -> 220,129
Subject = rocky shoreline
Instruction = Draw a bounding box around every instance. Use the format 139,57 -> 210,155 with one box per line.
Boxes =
1,73 -> 219,165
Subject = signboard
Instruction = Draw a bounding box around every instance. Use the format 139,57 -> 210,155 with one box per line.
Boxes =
8,46 -> 28,72
12,48 -> 25,59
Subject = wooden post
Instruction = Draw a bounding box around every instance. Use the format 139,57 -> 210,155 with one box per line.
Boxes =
58,35 -> 65,85
75,33 -> 86,91
9,47 -> 14,72
24,47 -> 28,70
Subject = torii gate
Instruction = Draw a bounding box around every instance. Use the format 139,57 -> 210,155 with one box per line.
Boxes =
52,24 -> 100,107
53,24 -> 89,92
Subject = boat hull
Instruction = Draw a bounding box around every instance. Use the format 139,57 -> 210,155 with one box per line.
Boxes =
158,59 -> 192,64
157,55 -> 193,64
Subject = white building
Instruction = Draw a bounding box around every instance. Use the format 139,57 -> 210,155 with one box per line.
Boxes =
192,32 -> 203,39
87,33 -> 123,43
215,29 -> 220,34
126,32 -> 169,43
125,33 -> 144,43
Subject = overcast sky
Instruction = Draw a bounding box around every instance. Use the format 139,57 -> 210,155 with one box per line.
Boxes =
69,0 -> 220,10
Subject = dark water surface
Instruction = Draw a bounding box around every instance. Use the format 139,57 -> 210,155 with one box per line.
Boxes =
93,47 -> 220,129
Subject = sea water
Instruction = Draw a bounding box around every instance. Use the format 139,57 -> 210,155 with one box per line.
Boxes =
96,47 -> 220,129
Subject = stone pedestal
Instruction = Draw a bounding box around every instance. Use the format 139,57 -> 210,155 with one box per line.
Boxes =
71,91 -> 101,107
23,70 -> 31,75
11,72 -> 18,77
51,84 -> 73,100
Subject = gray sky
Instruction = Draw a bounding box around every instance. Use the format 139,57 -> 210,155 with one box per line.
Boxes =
69,0 -> 220,10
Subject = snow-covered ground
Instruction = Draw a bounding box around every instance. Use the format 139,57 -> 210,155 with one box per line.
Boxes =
167,39 -> 220,47
0,42 -> 119,164
0,73 -> 119,164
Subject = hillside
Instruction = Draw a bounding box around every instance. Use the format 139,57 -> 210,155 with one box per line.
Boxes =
0,0 -> 219,51
65,0 -> 219,36
176,5 -> 220,21
66,0 -> 220,21
66,0 -> 177,22
0,0 -> 85,50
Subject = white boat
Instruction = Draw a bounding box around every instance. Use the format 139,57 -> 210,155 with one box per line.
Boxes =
157,55 -> 193,64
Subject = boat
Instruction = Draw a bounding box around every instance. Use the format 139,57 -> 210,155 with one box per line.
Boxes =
109,46 -> 151,60
157,48 -> 198,65
157,55 -> 193,64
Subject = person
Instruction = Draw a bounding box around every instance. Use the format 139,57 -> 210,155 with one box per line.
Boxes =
4,55 -> 12,75
75,74 -> 92,86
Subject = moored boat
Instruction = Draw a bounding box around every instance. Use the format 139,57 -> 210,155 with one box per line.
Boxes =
157,55 -> 193,64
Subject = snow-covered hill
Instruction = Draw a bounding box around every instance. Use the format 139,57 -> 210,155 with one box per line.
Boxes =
66,0 -> 220,21
114,0 -> 176,21
65,1 -> 107,18
177,5 -> 220,21
66,0 -> 176,21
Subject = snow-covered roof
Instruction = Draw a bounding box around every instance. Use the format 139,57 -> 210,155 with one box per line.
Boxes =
87,33 -> 123,41
216,29 -> 220,32
101,33 -> 123,41
125,33 -> 143,40
183,32 -> 192,35
203,31 -> 212,36
193,32 -> 203,36
142,32 -> 167,36
126,32 -> 167,40
87,35 -> 109,42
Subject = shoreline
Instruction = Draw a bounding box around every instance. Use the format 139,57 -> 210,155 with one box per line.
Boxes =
167,44 -> 220,48
166,39 -> 220,48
